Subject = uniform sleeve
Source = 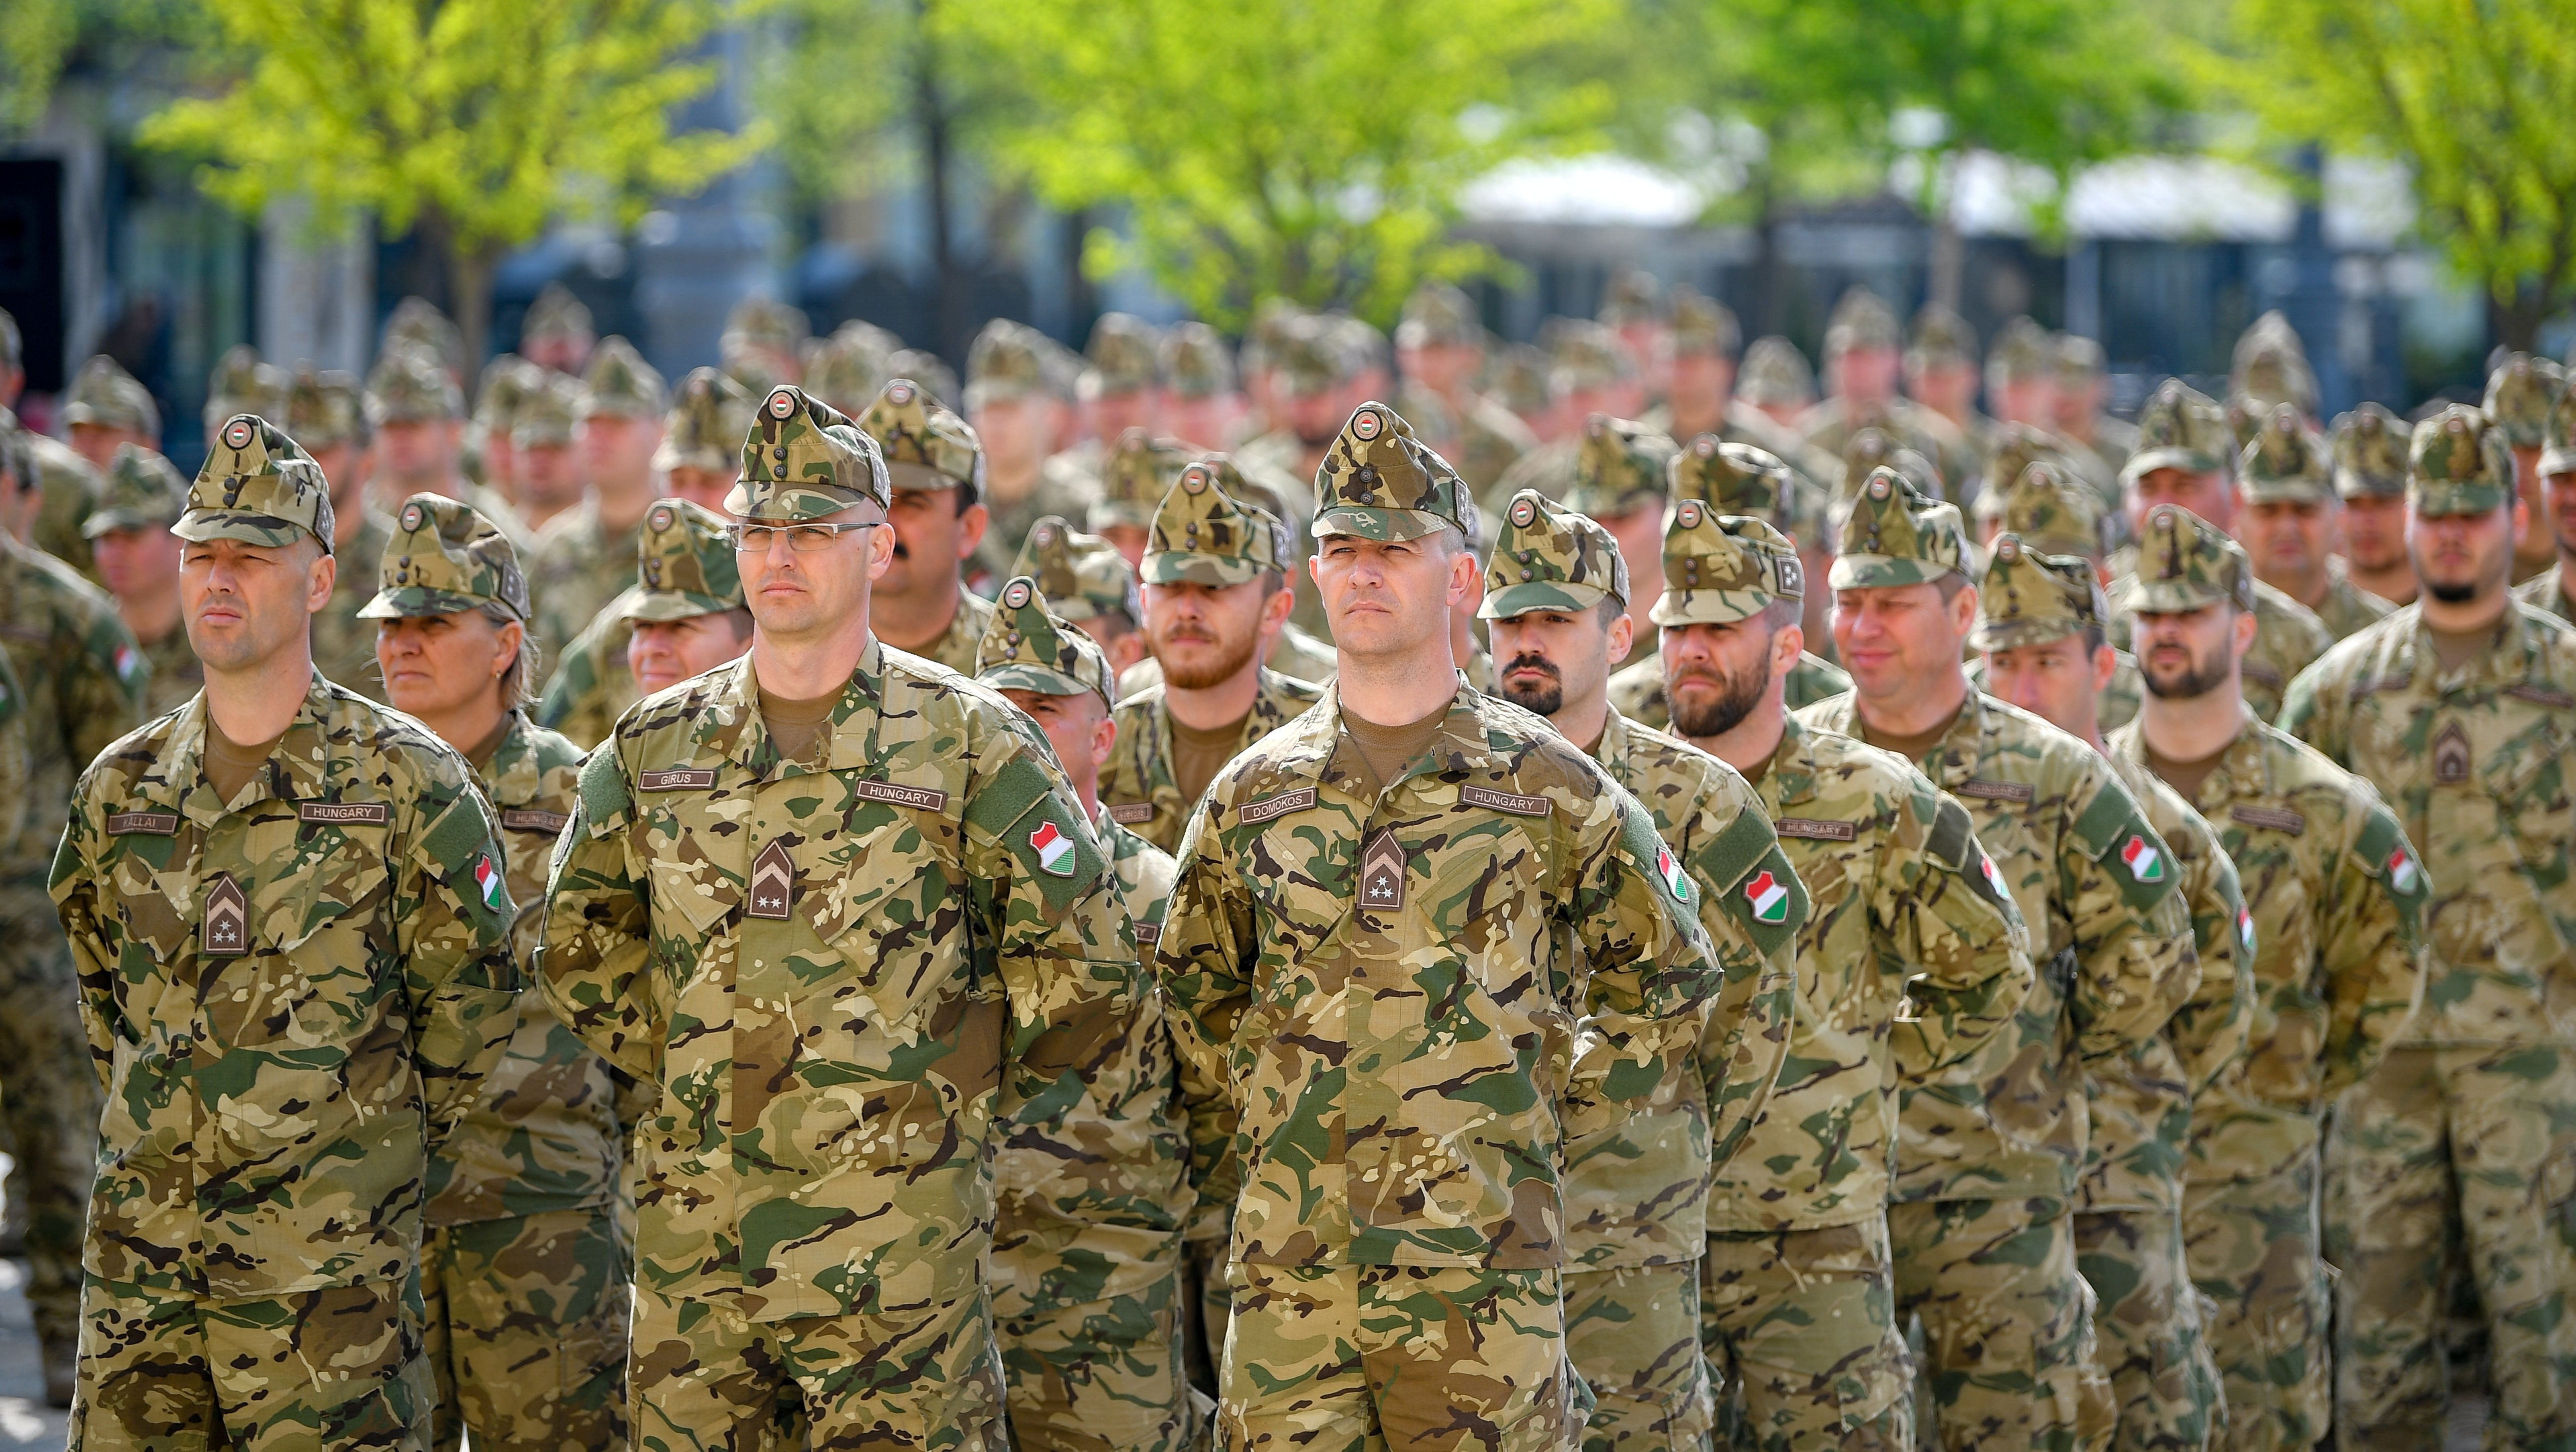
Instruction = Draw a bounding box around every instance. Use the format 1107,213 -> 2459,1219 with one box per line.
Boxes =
2168,821 -> 2253,1100
1675,791 -> 1802,1168
2320,798 -> 2431,1097
2276,659 -> 2343,756
1148,793 -> 1256,1228
537,744 -> 662,1084
1564,786 -> 1735,1141
1886,789 -> 2037,1080
45,780 -> 118,1092
398,767 -> 524,1145
2060,773 -> 2200,1065
66,603 -> 148,765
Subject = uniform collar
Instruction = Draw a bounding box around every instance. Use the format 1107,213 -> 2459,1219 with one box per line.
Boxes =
2106,705 -> 2268,811
696,638 -> 891,776
480,710 -> 546,808
1910,685 -> 1991,790
1766,712 -> 1818,807
2396,600 -> 2550,693
156,672 -> 345,825
1299,674 -> 1487,800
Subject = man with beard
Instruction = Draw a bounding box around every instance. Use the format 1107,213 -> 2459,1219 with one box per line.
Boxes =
2106,507 -> 2425,1452
2330,404 -> 2416,608
2280,406 -> 2576,1448
1799,469 -> 2196,1452
2236,406 -> 2392,641
2513,376 -> 2576,620
1975,532 -> 2250,1452
1479,489 -> 1805,1451
855,377 -> 995,672
1098,462 -> 1319,854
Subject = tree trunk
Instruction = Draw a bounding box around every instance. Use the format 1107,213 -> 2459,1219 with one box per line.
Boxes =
1752,142 -> 1783,337
2488,284 -> 2545,356
914,0 -> 962,366
445,239 -> 500,381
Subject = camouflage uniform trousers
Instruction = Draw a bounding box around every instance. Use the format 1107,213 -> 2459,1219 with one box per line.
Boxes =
2183,1150 -> 2330,1452
998,1264 -> 1198,1452
2324,1043 -> 2576,1450
1890,1198 -> 2116,1452
2069,1208 -> 2222,1452
1181,1237 -> 1230,1394
1697,1217 -> 1910,1452
1565,1261 -> 1713,1452
629,1283 -> 1007,1452
0,877 -> 103,1368
70,1273 -> 434,1452
1218,1263 -> 1588,1452
420,1204 -> 631,1452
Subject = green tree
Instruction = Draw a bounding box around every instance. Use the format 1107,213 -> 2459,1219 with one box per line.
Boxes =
0,0 -> 72,133
941,0 -> 1616,328
2214,0 -> 2576,351
141,0 -> 763,362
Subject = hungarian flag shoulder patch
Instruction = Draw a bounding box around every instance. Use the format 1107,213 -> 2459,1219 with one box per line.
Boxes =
1029,820 -> 1077,877
2118,833 -> 2165,884
1742,868 -> 1788,923
2387,847 -> 2420,895
1980,853 -> 2010,902
1657,844 -> 1694,906
2238,907 -> 2257,955
474,855 -> 505,910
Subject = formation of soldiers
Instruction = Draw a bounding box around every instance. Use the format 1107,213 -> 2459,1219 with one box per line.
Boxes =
0,270 -> 2568,1452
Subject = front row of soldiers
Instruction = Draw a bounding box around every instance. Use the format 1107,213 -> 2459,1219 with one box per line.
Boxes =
26,384 -> 2575,1452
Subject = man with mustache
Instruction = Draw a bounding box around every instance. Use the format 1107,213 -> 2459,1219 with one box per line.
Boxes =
854,377 -> 995,672
2280,406 -> 2576,1448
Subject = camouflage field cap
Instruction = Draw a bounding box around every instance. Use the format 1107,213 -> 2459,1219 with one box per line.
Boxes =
580,336 -> 669,419
1737,336 -> 1815,409
2407,404 -> 2513,517
286,368 -> 366,449
2055,333 -> 2108,389
656,367 -> 755,475
1397,280 -> 1480,351
1092,427 -> 1191,531
367,345 -> 465,425
2229,311 -> 2320,417
2542,378 -> 2576,477
1597,267 -> 1664,327
1830,468 -> 1967,590
512,371 -> 582,448
1311,401 -> 1475,542
1547,320 -> 1634,395
857,378 -> 983,500
726,384 -> 891,521
2484,353 -> 2567,448
1489,343 -> 1550,417
1971,534 -> 2107,652
1669,287 -> 1740,360
725,296 -> 810,356
975,576 -> 1116,710
2239,405 -> 2333,504
1081,313 -> 1161,400
805,322 -> 899,417
888,350 -> 960,412
1973,425 -> 2076,517
204,346 -> 289,430
2116,503 -> 2255,614
357,493 -> 529,621
473,355 -> 544,434
1011,515 -> 1141,626
1985,316 -> 2055,391
175,414 -> 334,552
1145,461 -> 1290,586
520,283 -> 593,349
1824,287 -> 1901,357
1566,414 -> 1679,517
1651,506 -> 1802,627
621,499 -> 744,623
1672,435 -> 1800,533
1985,460 -> 2103,559
1160,322 -> 1238,399
2122,380 -> 2234,486
1481,489 -> 1629,620
1271,317 -> 1357,400
1843,426 -> 1942,505
1908,302 -> 1977,369
966,319 -> 1055,408
64,355 -> 159,435
83,444 -> 189,538
2331,403 -> 2409,500
381,297 -> 466,381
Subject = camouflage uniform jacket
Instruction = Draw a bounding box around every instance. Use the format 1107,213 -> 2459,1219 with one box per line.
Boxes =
537,643 -> 1181,1321
2513,560 -> 2572,622
1155,682 -> 1779,1270
2107,566 -> 2330,723
1098,804 -> 1176,945
311,507 -> 394,700
134,625 -> 204,720
2078,755 -> 2251,1214
2107,716 -> 2428,1178
2308,558 -> 2398,641
977,458 -> 1108,591
427,712 -> 625,1226
1101,668 -> 1325,853
897,588 -> 997,676
1605,651 -> 1851,733
533,585 -> 642,752
1568,705 -> 1804,1267
528,497 -> 645,657
1399,382 -> 1536,498
28,433 -> 104,580
48,674 -> 521,1298
1795,395 -> 1978,504
1798,689 -> 2197,1205
0,650 -> 29,849
2281,602 -> 2576,1046
0,530 -> 147,884
1707,715 -> 2035,1233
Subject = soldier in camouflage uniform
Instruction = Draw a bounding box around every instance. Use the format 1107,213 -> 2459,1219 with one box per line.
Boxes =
2512,376 -> 2576,621
1976,533 -> 2251,1452
84,444 -> 202,717
853,377 -> 998,671
62,355 -> 161,474
2235,407 -> 2393,642
2055,336 -> 2140,501
1799,469 -> 2198,1452
2484,353 -> 2566,586
1155,401 -> 1763,1452
1608,437 -> 1847,728
543,499 -> 753,752
527,338 -> 670,652
466,355 -> 544,512
1554,415 -> 1677,670
803,320 -> 897,419
539,385 -> 1181,1452
1738,338 -> 1816,434
1795,290 -> 1978,498
203,346 -> 290,448
1394,280 -> 1536,497
508,369 -> 589,531
0,420 -> 148,1402
2329,404 -> 2416,609
1092,427 -> 1194,566
291,367 -> 397,701
50,415 -> 521,1448
2107,382 -> 2332,722
974,578 -> 1196,1452
1478,491 -> 1806,1451
1102,462 -> 1323,855
0,309 -> 108,575
972,320 -> 1103,588
2279,405 -> 2576,1449
2105,509 -> 2427,1452
716,296 -> 808,396
1968,459 -> 2147,741
357,495 -> 632,1452
1657,500 -> 2037,1451
366,345 -> 534,551
521,284 -> 595,378
1013,514 -> 1152,680
1653,290 -> 1845,494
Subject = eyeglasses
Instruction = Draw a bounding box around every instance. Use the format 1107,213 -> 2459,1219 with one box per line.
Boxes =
726,520 -> 878,553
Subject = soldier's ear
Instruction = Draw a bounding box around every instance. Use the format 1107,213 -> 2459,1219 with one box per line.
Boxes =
955,501 -> 989,558
1604,610 -> 1634,662
866,519 -> 897,580
305,546 -> 336,617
